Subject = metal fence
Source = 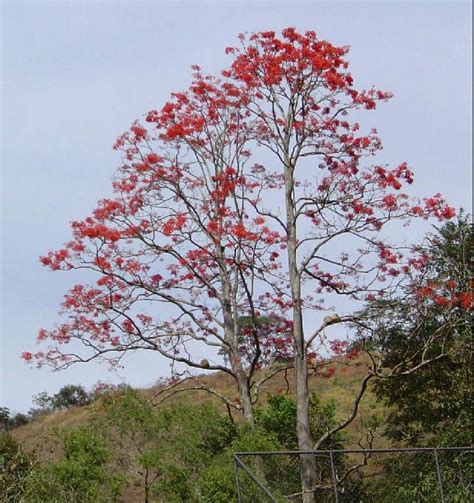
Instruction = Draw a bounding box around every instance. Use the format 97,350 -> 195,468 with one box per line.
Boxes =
233,447 -> 473,502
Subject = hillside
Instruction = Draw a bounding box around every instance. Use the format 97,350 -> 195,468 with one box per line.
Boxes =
5,350 -> 471,503
12,355 -> 389,453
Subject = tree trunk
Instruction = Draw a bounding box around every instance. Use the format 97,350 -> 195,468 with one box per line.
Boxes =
216,240 -> 255,425
291,283 -> 317,503
295,336 -> 317,503
236,369 -> 254,424
144,469 -> 149,503
285,160 -> 317,503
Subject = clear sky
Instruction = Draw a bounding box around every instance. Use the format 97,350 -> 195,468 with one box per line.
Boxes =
1,1 -> 471,413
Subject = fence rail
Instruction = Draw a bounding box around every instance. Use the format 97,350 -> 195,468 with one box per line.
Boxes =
233,446 -> 473,502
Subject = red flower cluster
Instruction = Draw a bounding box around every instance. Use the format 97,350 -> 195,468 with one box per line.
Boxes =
162,214 -> 187,236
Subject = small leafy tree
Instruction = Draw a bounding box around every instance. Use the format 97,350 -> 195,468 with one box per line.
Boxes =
51,385 -> 90,410
353,216 -> 473,502
33,385 -> 90,412
95,387 -> 162,502
20,426 -> 113,502
0,408 -> 10,432
32,391 -> 53,410
7,413 -> 29,430
96,387 -> 237,502
256,394 -> 344,451
199,393 -> 362,502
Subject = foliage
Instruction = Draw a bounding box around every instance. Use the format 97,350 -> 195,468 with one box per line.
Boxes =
256,393 -> 344,451
86,388 -> 351,500
197,393 -> 356,502
372,215 -> 472,446
0,427 -> 115,502
95,387 -> 237,501
32,384 -> 90,412
4,368 -> 471,501
197,461 -> 238,503
196,415 -> 283,502
93,387 -> 163,502
0,408 -> 10,432
349,216 -> 473,502
20,426 -> 112,502
9,413 -> 29,430
253,394 -> 361,500
0,434 -> 33,501
149,402 -> 237,501
363,449 -> 473,503
0,408 -> 31,432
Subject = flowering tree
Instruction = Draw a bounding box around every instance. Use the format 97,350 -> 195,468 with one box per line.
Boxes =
26,68 -> 293,423
26,27 -> 464,501
214,28 -> 460,500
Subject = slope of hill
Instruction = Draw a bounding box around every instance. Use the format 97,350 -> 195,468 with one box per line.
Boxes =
12,355 -> 389,454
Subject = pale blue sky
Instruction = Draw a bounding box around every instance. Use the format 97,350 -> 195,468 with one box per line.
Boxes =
1,1 -> 471,412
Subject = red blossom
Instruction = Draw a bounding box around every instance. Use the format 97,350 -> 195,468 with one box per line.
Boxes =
417,286 -> 434,298
162,214 -> 187,236
21,352 -> 33,362
424,194 -> 456,220
446,280 -> 457,290
382,194 -> 397,210
145,153 -> 162,164
233,222 -> 247,238
380,247 -> 398,264
434,295 -> 450,307
459,292 -> 472,310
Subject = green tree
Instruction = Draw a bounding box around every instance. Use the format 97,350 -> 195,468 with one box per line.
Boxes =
52,385 -> 89,410
199,394 -> 362,502
373,215 -> 472,446
96,387 -> 237,502
256,394 -> 344,451
356,216 -> 472,503
21,426 -> 113,502
95,387 -> 162,503
8,413 -> 29,430
33,385 -> 90,412
0,408 -> 10,432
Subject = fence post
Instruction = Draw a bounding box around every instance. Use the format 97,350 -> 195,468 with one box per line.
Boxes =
234,455 -> 278,502
329,451 -> 340,503
433,448 -> 445,503
233,455 -> 242,503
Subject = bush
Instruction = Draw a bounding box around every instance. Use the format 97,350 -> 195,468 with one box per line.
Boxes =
21,426 -> 111,502
0,434 -> 33,500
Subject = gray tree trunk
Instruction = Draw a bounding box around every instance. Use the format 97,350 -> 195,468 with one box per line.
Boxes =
284,161 -> 317,503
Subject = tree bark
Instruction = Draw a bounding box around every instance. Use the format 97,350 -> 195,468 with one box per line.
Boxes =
285,160 -> 317,503
236,368 -> 254,424
216,240 -> 255,424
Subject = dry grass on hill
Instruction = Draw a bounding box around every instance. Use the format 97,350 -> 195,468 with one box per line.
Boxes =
12,354 -> 389,454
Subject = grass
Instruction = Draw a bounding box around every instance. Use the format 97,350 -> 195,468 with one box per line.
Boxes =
12,354 -> 390,455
